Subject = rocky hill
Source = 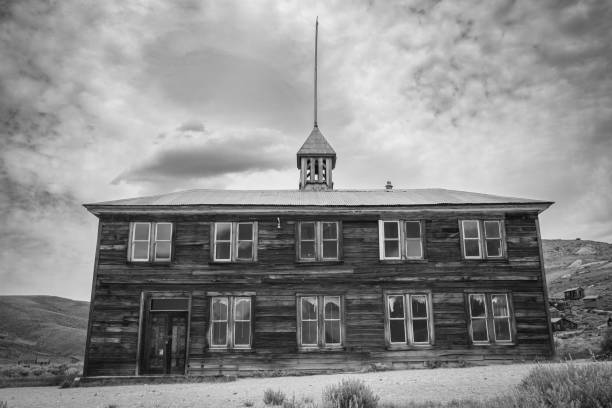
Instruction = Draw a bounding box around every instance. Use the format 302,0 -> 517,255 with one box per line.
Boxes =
542,239 -> 612,357
0,296 -> 89,364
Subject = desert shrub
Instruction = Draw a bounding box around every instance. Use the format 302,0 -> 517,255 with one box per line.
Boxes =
244,400 -> 254,407
322,378 -> 379,408
0,401 -> 8,408
59,371 -> 79,388
281,394 -> 318,408
517,362 -> 612,407
600,327 -> 612,356
263,388 -> 286,406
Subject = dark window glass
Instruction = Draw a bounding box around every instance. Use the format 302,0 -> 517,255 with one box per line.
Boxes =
237,223 -> 253,241
301,223 -> 315,240
464,240 -> 480,257
388,296 -> 404,318
384,222 -> 399,239
463,221 -> 479,238
301,241 -> 316,259
471,319 -> 488,342
237,241 -> 253,259
151,298 -> 189,310
390,320 -> 406,343
384,241 -> 400,258
412,320 -> 429,343
405,222 -> 421,238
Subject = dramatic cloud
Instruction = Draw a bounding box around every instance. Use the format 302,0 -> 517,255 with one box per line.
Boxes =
114,128 -> 293,183
1,0 -> 611,300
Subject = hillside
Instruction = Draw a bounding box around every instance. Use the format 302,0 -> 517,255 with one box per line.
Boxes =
0,296 -> 89,363
543,239 -> 612,308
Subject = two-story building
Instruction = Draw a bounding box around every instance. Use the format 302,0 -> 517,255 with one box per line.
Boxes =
82,122 -> 554,377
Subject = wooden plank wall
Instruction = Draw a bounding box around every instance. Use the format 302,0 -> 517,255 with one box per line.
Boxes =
84,210 -> 553,376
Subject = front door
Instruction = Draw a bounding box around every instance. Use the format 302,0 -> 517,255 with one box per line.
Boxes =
142,312 -> 187,374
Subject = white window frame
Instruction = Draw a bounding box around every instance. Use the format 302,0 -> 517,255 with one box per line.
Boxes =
460,220 -> 505,260
213,222 -> 257,263
129,222 -> 173,262
297,295 -> 344,349
491,293 -> 512,343
385,292 -> 434,347
209,296 -> 253,350
467,293 -> 514,345
299,296 -> 318,347
378,220 -> 425,260
468,293 -> 489,344
323,296 -> 342,346
404,221 -> 424,260
153,222 -> 173,262
297,221 -> 340,261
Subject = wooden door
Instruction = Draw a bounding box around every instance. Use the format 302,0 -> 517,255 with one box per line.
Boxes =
142,312 -> 187,374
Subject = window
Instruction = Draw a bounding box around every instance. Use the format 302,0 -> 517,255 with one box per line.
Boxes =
467,293 -> 513,344
210,296 -> 252,349
378,220 -> 424,260
297,295 -> 343,349
129,222 -> 173,262
213,222 -> 257,262
460,220 -> 505,259
386,293 -> 433,346
297,222 -> 340,261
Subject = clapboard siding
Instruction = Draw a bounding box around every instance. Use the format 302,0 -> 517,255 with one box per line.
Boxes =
84,210 -> 553,376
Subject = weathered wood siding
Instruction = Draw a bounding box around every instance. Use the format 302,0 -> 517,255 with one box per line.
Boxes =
84,210 -> 553,376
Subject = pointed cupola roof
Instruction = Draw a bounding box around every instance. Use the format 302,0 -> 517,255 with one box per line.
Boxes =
296,126 -> 336,168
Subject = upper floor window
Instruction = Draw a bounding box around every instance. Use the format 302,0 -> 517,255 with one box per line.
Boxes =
386,292 -> 433,347
460,220 -> 504,259
210,296 -> 252,349
297,295 -> 343,349
129,222 -> 172,262
467,293 -> 513,344
378,220 -> 424,260
213,222 -> 257,262
297,221 -> 340,261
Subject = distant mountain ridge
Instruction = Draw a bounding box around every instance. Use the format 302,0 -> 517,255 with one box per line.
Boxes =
0,239 -> 610,363
0,296 -> 89,363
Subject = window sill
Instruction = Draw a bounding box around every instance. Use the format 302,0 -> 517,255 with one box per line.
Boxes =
470,342 -> 515,347
461,258 -> 508,263
379,259 -> 428,264
207,347 -> 255,353
127,261 -> 172,266
298,346 -> 345,353
385,344 -> 433,350
295,260 -> 344,267
208,261 -> 257,265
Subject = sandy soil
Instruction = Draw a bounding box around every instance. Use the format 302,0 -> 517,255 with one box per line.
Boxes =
0,362 -> 597,408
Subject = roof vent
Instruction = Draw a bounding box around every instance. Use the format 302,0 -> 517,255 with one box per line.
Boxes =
385,181 -> 393,191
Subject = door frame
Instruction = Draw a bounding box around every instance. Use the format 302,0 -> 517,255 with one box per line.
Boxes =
135,291 -> 192,376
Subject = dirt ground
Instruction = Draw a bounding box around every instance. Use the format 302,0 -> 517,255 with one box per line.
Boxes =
0,362 -> 597,408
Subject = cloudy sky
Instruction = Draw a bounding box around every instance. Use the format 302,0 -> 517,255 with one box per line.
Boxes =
1,0 -> 611,301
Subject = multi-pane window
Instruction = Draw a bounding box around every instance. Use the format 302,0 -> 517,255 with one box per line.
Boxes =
298,295 -> 342,348
460,220 -> 504,259
213,222 -> 257,262
210,296 -> 252,349
386,293 -> 433,346
378,221 -> 424,260
468,293 -> 513,344
129,222 -> 173,262
298,222 -> 339,261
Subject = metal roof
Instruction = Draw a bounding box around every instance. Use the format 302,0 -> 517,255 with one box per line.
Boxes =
87,188 -> 553,208
296,127 -> 336,168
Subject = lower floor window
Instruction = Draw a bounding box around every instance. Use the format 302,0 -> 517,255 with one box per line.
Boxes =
386,293 -> 433,346
210,296 -> 252,349
468,293 -> 513,344
298,295 -> 343,348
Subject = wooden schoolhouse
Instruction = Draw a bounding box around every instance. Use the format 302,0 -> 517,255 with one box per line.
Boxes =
82,23 -> 555,377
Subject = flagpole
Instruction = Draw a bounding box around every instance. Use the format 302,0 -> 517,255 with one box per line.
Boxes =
314,17 -> 318,128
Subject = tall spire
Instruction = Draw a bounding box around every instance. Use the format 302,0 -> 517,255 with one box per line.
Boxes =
297,17 -> 336,191
314,17 -> 318,128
